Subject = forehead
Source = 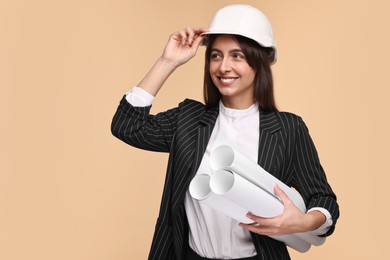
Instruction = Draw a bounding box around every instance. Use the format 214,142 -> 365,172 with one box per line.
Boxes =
211,35 -> 241,51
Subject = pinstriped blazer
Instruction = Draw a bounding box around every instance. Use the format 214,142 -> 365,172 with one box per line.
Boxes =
111,97 -> 339,260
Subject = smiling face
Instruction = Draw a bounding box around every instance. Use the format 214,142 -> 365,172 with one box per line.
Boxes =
209,35 -> 256,109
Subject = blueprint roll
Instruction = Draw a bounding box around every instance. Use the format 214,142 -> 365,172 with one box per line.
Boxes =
294,232 -> 326,246
270,234 -> 311,253
189,174 -> 254,224
208,169 -> 312,252
210,145 -> 306,212
209,169 -> 284,218
209,144 -> 326,248
189,173 -> 324,252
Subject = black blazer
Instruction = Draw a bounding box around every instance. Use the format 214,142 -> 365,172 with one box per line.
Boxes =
111,97 -> 339,260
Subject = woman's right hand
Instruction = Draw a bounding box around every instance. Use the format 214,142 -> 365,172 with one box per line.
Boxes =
137,28 -> 208,96
161,28 -> 208,68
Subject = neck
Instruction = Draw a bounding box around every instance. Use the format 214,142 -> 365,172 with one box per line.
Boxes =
221,97 -> 255,109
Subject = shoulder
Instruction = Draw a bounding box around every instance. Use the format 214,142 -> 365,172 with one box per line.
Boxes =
276,111 -> 304,126
178,99 -> 218,117
261,110 -> 305,133
178,98 -> 208,111
170,99 -> 219,129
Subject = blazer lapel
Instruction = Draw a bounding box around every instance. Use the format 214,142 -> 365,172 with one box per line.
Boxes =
191,107 -> 219,177
171,106 -> 219,215
258,111 -> 282,173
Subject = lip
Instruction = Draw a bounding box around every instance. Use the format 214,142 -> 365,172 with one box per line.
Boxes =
218,76 -> 239,86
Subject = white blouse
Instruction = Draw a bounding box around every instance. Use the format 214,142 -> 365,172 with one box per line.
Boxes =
184,100 -> 260,258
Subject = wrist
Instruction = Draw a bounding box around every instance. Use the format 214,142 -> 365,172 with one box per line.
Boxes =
137,57 -> 178,96
304,210 -> 326,232
158,56 -> 181,72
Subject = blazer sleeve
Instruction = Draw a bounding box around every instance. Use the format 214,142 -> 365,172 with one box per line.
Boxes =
111,96 -> 180,153
291,117 -> 340,237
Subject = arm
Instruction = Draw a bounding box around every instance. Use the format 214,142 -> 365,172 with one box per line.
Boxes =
111,98 -> 180,152
240,185 -> 328,236
291,117 -> 339,235
111,28 -> 207,151
240,117 -> 339,237
137,28 -> 207,97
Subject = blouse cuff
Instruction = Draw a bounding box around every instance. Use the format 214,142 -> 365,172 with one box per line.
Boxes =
125,86 -> 155,107
307,207 -> 333,235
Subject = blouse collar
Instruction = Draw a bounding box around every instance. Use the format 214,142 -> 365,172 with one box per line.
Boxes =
219,100 -> 259,119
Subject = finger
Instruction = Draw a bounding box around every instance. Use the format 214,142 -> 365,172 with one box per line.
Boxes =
173,28 -> 206,46
246,213 -> 274,227
239,222 -> 273,236
246,212 -> 262,221
191,33 -> 206,48
171,30 -> 185,45
274,184 -> 291,204
186,27 -> 195,45
245,212 -> 272,226
177,29 -> 190,45
186,28 -> 209,45
193,27 -> 209,36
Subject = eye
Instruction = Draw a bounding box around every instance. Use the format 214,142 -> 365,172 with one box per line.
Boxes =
232,52 -> 245,60
210,52 -> 223,60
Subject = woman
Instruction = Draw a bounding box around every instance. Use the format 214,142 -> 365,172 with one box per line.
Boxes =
111,4 -> 339,260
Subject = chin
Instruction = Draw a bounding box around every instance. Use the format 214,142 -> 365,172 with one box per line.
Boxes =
218,90 -> 235,98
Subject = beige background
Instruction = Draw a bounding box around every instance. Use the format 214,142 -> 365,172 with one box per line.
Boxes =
1,0 -> 389,259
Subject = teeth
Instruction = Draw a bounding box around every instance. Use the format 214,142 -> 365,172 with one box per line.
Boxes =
221,78 -> 235,83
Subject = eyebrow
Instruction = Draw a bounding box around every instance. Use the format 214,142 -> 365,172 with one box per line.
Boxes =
211,48 -> 244,53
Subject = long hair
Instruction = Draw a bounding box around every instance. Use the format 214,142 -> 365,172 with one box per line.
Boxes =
203,35 -> 278,112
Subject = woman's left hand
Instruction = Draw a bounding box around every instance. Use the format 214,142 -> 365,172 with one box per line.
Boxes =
239,185 -> 326,236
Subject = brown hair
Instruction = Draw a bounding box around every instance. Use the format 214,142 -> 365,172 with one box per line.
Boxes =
203,35 -> 278,112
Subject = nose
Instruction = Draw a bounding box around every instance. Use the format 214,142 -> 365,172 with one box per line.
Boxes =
219,57 -> 232,73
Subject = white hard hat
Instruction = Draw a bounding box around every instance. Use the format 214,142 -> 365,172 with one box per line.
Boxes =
202,4 -> 277,64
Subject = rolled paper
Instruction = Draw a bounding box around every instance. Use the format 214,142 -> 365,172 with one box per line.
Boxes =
210,145 -> 306,212
294,232 -> 326,246
269,234 -> 311,253
189,174 -> 254,224
209,169 -> 284,218
210,170 -> 319,252
189,145 -> 327,252
190,173 -> 312,252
